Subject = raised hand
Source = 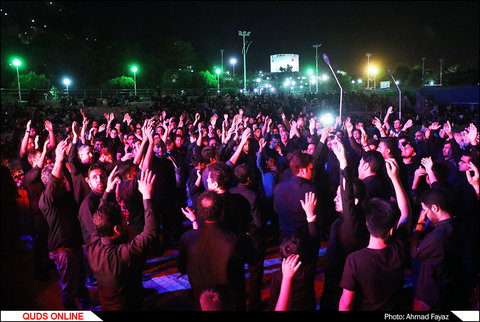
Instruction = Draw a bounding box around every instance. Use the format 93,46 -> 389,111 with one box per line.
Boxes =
281,254 -> 301,281
385,158 -> 399,181
300,191 -> 317,222
137,169 -> 156,200
106,166 -> 121,193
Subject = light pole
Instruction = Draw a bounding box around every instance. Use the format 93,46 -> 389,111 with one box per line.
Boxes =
421,57 -> 426,86
215,68 -> 221,93
131,66 -> 138,97
230,58 -> 237,77
388,69 -> 402,120
63,78 -> 71,100
12,58 -> 22,101
239,31 -> 251,93
313,44 -> 321,93
439,58 -> 444,86
220,49 -> 224,73
323,53 -> 343,122
366,53 -> 372,89
307,69 -> 313,93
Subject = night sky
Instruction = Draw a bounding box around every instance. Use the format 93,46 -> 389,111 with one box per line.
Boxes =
2,1 -> 479,78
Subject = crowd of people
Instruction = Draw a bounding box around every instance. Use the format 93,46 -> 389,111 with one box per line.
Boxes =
1,91 -> 479,311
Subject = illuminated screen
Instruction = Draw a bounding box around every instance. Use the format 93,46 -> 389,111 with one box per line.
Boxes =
270,54 -> 299,73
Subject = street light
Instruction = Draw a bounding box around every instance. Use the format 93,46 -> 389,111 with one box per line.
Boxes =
368,66 -> 378,89
215,68 -> 221,93
230,58 -> 237,76
366,53 -> 372,89
63,78 -> 71,100
12,58 -> 22,101
307,69 -> 313,92
238,30 -> 252,93
131,66 -> 138,97
313,44 -> 322,93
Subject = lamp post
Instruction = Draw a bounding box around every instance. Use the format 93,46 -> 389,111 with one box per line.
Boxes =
131,66 -> 138,97
323,53 -> 343,122
313,44 -> 321,93
366,53 -> 372,89
421,57 -> 426,86
63,78 -> 71,100
307,69 -> 313,93
230,58 -> 237,77
238,31 -> 251,93
439,58 -> 444,86
215,68 -> 221,93
388,69 -> 402,120
12,58 -> 22,101
220,49 -> 224,73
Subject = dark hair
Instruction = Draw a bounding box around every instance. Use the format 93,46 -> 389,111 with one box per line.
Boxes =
191,154 -> 205,167
279,234 -> 300,259
233,163 -> 252,185
288,150 -> 313,176
27,149 -> 40,166
88,163 -> 106,176
195,190 -> 223,222
92,201 -> 123,237
207,161 -> 232,191
420,187 -> 452,214
201,145 -> 218,164
363,198 -> 400,239
362,150 -> 386,175
41,164 -> 54,187
380,137 -> 401,159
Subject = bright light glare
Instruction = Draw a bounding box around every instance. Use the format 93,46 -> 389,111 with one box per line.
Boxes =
321,74 -> 328,81
357,79 -> 362,83
230,58 -> 237,65
12,59 -> 21,67
215,68 -> 221,74
131,66 -> 138,73
320,113 -> 334,126
63,78 -> 71,86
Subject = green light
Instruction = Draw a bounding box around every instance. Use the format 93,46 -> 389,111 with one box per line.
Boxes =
12,58 -> 22,67
215,68 -> 221,75
131,66 -> 138,73
307,69 -> 313,75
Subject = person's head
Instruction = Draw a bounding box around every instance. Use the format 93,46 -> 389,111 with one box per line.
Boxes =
109,128 -> 118,139
126,133 -> 136,146
78,145 -> 94,164
400,140 -> 416,159
93,137 -> 105,152
199,284 -> 235,311
201,146 -> 218,165
289,150 -> 314,180
363,198 -> 401,240
154,139 -> 166,157
367,138 -> 379,151
85,163 -> 107,194
207,161 -> 232,192
442,142 -> 452,159
269,134 -> 281,150
174,135 -> 184,148
191,154 -> 206,170
40,164 -> 55,188
352,129 -> 361,141
234,163 -> 252,186
378,137 -> 400,160
92,201 -> 127,239
26,149 -> 42,167
458,152 -> 478,172
334,177 -> 366,213
195,190 -> 223,222
280,128 -> 288,141
420,188 -> 452,222
279,234 -> 300,259
414,131 -> 425,143
118,161 -> 139,181
393,119 -> 402,131
306,143 -> 316,155
254,128 -> 262,139
358,150 -> 385,180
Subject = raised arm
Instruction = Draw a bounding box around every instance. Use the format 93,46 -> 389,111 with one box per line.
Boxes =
385,158 -> 412,231
20,120 -> 32,158
274,254 -> 301,311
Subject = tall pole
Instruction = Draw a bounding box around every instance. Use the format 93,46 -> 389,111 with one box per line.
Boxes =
366,53 -> 372,89
220,49 -> 224,73
133,71 -> 137,96
313,44 -> 321,93
421,57 -> 426,86
16,66 -> 22,101
439,58 -> 444,86
239,31 -> 251,93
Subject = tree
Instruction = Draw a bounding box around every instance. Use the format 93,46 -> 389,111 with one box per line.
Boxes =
103,76 -> 135,89
11,71 -> 51,90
